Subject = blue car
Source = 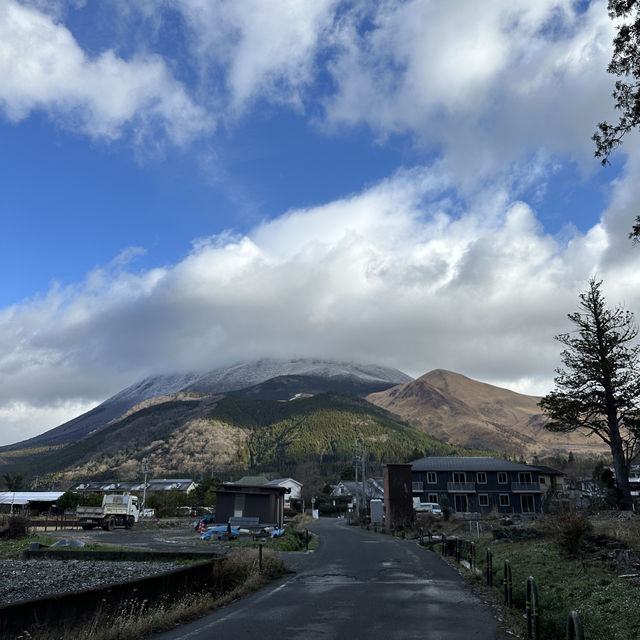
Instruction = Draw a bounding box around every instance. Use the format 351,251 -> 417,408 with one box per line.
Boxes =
199,525 -> 240,540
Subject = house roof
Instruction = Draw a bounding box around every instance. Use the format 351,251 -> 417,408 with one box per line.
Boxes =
70,479 -> 195,492
410,456 -> 540,472
533,465 -> 564,476
217,483 -> 289,495
330,478 -> 384,498
264,478 -> 302,488
235,476 -> 269,485
147,479 -> 195,491
0,492 -> 64,505
71,481 -> 144,491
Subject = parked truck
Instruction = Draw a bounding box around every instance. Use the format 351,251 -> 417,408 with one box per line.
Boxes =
76,493 -> 140,531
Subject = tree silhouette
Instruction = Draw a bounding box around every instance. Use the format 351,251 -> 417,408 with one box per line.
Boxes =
592,1 -> 640,242
2,473 -> 24,492
540,279 -> 640,509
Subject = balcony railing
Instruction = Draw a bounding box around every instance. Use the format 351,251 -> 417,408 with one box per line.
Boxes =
511,482 -> 543,493
446,482 -> 476,493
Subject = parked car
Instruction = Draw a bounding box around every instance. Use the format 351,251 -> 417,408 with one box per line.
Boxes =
413,499 -> 442,515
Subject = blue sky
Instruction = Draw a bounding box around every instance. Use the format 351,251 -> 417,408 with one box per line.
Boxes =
2,0 -> 640,445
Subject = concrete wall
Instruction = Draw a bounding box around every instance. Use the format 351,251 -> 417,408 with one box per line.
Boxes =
0,558 -> 220,634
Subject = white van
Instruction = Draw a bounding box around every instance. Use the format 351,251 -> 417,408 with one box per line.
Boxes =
413,498 -> 442,515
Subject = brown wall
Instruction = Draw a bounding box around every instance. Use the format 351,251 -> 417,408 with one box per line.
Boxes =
0,559 -> 219,634
384,464 -> 414,531
215,489 -> 284,526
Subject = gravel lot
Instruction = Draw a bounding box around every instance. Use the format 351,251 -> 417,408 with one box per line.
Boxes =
0,558 -> 180,604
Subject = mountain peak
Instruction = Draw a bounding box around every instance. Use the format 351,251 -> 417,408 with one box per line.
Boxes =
368,369 -> 606,456
2,358 -> 412,450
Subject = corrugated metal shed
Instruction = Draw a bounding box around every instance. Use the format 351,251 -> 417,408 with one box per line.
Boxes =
0,492 -> 64,505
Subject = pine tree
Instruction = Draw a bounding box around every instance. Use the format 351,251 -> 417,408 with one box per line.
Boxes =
539,279 -> 640,509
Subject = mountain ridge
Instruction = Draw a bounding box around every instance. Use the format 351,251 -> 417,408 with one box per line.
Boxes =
366,369 -> 606,456
1,359 -> 412,451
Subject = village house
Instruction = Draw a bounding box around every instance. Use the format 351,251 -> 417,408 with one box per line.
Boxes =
215,483 -> 289,529
534,465 -> 565,495
329,477 -> 384,513
410,456 -> 545,515
264,478 -> 303,506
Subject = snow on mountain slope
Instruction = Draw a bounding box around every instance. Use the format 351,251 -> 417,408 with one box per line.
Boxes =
186,358 -> 412,394
2,359 -> 412,449
107,372 -> 203,406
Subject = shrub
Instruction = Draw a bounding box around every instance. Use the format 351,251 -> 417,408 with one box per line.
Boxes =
438,496 -> 451,521
1,516 -> 29,539
557,514 -> 592,555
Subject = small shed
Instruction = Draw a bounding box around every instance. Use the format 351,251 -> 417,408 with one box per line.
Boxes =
215,484 -> 289,529
0,492 -> 64,516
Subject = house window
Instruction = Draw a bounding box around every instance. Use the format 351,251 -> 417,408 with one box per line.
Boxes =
452,472 -> 466,483
540,477 -> 546,485
499,494 -> 510,507
497,472 -> 508,484
426,472 -> 437,484
454,495 -> 468,512
427,493 -> 438,504
478,494 -> 489,507
521,495 -> 535,513
412,481 -> 423,492
476,472 -> 487,484
518,472 -> 532,483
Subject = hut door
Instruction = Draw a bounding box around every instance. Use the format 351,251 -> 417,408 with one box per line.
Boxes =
234,494 -> 245,518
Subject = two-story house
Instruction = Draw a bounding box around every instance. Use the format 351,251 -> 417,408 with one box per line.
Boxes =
410,456 -> 544,515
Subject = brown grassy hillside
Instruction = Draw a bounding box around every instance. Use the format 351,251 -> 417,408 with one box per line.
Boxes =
366,369 -> 606,456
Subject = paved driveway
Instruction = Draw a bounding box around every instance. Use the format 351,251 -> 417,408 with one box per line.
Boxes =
152,517 -> 507,640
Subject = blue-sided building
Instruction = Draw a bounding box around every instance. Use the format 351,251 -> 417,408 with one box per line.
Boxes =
410,456 -> 545,515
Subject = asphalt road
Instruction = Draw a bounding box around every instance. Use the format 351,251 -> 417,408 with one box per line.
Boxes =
152,518 -> 507,640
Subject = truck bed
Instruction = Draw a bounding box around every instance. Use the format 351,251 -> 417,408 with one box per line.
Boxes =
76,506 -> 103,519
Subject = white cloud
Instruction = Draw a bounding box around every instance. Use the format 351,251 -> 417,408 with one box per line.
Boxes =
0,0 -> 212,144
157,0 -> 338,112
0,400 -> 96,449
2,165 -> 640,444
323,0 -> 615,180
0,1 -> 620,172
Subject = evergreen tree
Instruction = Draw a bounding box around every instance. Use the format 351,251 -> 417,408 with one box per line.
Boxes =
539,279 -> 640,509
2,473 -> 24,492
592,1 -> 640,241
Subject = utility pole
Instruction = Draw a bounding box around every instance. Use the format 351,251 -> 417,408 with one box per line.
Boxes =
361,440 -> 366,516
353,439 -> 360,519
141,461 -> 149,517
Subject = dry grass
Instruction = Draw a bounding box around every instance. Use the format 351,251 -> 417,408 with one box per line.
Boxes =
590,512 -> 640,550
287,513 -> 315,530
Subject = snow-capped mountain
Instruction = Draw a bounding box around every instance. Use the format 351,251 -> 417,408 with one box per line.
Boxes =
2,359 -> 412,450
186,358 -> 412,394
